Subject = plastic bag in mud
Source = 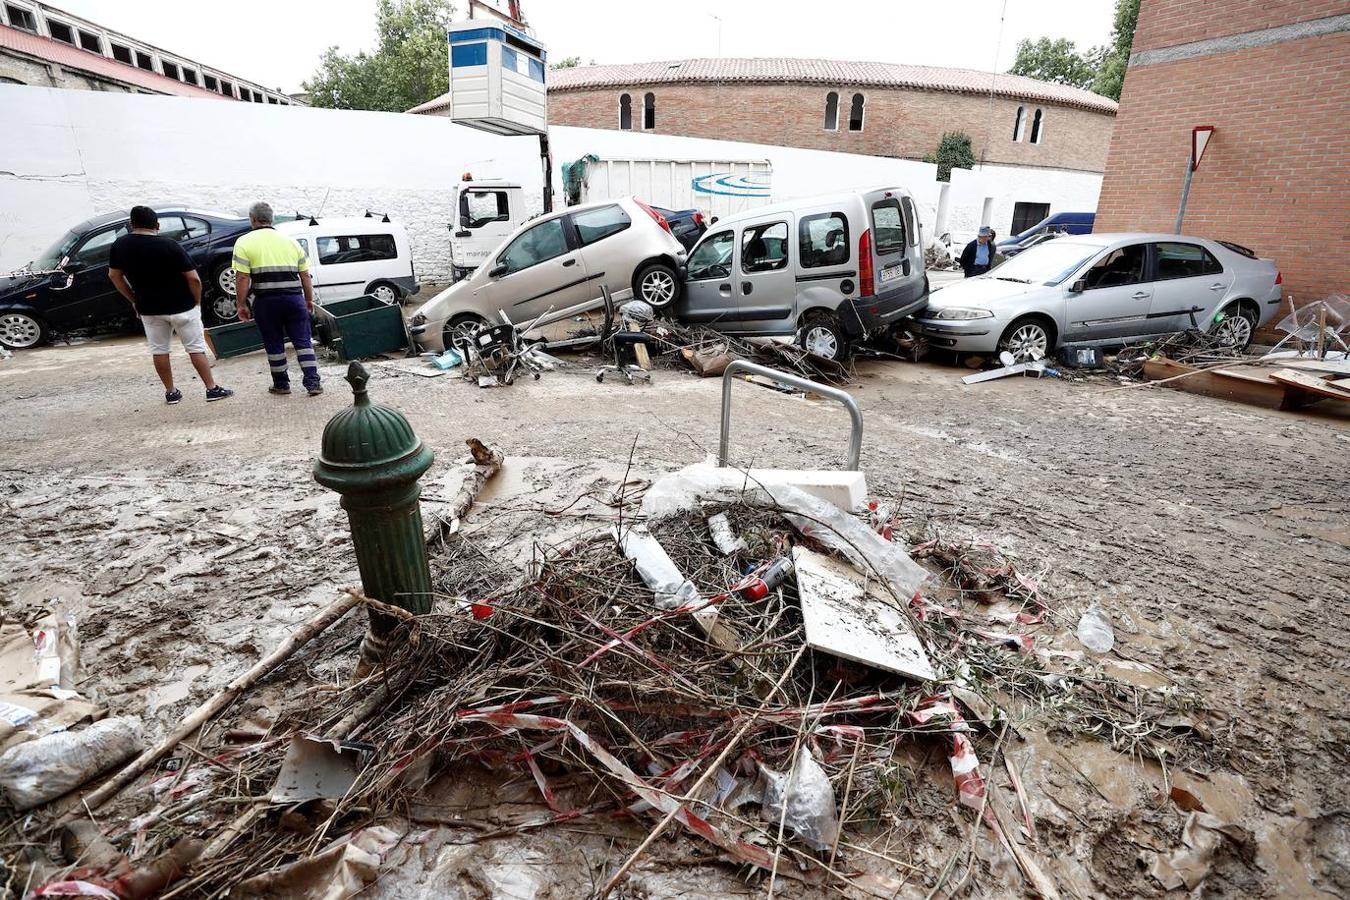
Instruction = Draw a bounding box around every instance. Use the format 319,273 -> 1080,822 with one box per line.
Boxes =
760,745 -> 839,851
0,716 -> 141,810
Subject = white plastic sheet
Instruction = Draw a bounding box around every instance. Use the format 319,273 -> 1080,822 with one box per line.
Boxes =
761,745 -> 840,851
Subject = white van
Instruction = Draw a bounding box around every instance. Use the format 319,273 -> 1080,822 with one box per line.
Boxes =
672,186 -> 929,361
276,216 -> 419,306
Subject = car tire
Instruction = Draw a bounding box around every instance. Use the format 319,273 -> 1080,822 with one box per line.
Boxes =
444,313 -> 489,352
0,311 -> 49,350
206,261 -> 240,325
797,311 -> 850,362
635,262 -> 680,308
1210,302 -> 1257,350
367,281 -> 401,305
998,316 -> 1054,362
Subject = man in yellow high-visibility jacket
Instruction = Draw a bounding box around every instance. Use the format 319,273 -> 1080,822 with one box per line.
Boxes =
232,201 -> 322,396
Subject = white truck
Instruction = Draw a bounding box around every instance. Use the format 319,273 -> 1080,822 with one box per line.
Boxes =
447,157 -> 773,281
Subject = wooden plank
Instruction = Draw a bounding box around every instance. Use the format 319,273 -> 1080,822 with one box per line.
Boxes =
1269,368 -> 1350,402
1141,358 -> 1310,411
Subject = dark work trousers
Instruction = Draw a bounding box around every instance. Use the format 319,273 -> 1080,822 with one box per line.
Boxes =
252,290 -> 320,390
964,264 -> 991,278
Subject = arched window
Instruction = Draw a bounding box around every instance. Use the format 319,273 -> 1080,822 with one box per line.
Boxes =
848,93 -> 865,131
1012,105 -> 1026,141
642,92 -> 655,130
1029,108 -> 1043,144
619,93 -> 632,130
823,91 -> 839,131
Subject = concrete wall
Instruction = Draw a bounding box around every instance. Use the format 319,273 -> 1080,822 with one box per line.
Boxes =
549,84 -> 1115,174
0,85 -> 1103,283
0,50 -> 133,91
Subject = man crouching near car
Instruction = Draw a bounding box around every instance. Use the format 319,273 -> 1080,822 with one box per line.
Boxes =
231,201 -> 322,396
108,205 -> 234,405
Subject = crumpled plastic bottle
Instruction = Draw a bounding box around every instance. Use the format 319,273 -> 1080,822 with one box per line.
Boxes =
1077,606 -> 1115,653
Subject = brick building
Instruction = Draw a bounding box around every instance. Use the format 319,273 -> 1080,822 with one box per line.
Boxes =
0,0 -> 300,103
1094,2 -> 1349,319
412,57 -> 1118,176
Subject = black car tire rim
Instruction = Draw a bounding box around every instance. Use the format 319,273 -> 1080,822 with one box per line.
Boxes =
0,313 -> 42,349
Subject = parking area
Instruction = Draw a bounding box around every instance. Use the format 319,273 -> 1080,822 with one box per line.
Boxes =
2,333 -> 1348,895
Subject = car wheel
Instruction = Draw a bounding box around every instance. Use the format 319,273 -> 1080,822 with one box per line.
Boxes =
998,317 -> 1053,362
211,261 -> 237,300
367,281 -> 401,305
206,290 -> 239,325
797,311 -> 850,362
0,311 -> 48,350
444,313 -> 489,352
635,262 -> 679,308
1210,303 -> 1256,350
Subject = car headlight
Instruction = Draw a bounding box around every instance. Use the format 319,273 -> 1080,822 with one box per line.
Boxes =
931,307 -> 994,320
411,312 -> 427,326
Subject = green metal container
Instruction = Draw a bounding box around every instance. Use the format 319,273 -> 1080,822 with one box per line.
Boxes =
204,319 -> 265,359
313,295 -> 408,362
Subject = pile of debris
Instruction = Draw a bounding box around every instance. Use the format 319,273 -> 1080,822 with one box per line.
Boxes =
3,459 -> 1223,897
645,320 -> 849,383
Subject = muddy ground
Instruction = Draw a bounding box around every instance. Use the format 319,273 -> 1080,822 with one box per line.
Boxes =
1,333 -> 1348,898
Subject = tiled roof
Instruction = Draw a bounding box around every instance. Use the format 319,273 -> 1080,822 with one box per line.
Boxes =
549,58 -> 1118,113
410,57 -> 1117,116
0,24 -> 223,99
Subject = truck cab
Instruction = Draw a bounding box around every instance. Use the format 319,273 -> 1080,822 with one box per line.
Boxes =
449,178 -> 525,282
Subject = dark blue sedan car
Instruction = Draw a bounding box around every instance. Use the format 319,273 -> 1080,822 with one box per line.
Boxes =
0,207 -> 251,350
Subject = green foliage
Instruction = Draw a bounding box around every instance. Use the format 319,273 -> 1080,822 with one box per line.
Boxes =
303,0 -> 455,111
1091,0 -> 1139,101
1009,37 -> 1098,90
923,131 -> 976,182
550,56 -> 582,70
1007,0 -> 1139,102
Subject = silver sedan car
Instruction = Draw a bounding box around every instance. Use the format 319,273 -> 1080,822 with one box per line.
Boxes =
914,233 -> 1282,359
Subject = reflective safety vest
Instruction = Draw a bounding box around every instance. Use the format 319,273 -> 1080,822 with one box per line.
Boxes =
232,227 -> 309,294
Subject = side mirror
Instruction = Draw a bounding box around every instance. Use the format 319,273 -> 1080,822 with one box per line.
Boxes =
1069,279 -> 1086,294
488,262 -> 508,278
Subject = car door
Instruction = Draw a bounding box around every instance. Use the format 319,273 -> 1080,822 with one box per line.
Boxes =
1062,242 -> 1152,342
1146,241 -> 1233,334
452,187 -> 516,276
53,223 -> 129,327
475,215 -> 590,325
734,218 -> 795,334
567,203 -> 636,308
678,228 -> 738,326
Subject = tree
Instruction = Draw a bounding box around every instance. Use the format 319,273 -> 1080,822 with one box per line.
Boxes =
550,56 -> 581,70
1091,0 -> 1139,101
304,0 -> 455,112
924,131 -> 976,182
1009,37 -> 1097,90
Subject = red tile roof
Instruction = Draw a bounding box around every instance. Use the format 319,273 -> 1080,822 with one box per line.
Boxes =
552,58 -> 1119,112
410,57 -> 1118,115
0,24 -> 224,99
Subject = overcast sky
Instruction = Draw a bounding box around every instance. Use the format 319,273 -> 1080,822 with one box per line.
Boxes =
50,0 -> 1115,93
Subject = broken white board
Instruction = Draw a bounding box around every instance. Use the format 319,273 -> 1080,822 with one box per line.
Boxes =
793,547 -> 935,681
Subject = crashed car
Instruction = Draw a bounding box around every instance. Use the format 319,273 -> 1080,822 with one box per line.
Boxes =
409,197 -> 686,353
0,207 -> 251,350
913,233 -> 1283,359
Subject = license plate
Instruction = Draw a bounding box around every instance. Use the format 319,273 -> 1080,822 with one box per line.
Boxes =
879,264 -> 905,283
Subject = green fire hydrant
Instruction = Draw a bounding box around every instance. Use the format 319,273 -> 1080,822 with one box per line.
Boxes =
314,361 -> 435,666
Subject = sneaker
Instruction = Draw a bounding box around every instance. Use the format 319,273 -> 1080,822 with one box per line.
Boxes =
269,385 -> 291,396
306,385 -> 324,397
205,386 -> 234,402
165,389 -> 182,405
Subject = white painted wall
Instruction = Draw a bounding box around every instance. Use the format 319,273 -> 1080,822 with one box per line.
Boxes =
0,86 -> 1101,282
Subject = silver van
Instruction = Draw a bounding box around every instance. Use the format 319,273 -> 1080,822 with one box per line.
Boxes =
672,186 -> 928,360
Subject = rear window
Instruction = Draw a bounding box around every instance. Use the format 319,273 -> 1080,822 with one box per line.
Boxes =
798,212 -> 849,269
316,234 -> 398,265
1155,242 -> 1223,280
570,204 -> 631,246
870,199 -> 906,255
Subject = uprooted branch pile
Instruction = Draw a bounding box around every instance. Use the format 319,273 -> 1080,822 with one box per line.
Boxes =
11,492 -> 1224,897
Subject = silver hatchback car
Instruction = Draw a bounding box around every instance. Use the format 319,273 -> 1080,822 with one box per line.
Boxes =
914,233 -> 1282,358
410,197 -> 686,352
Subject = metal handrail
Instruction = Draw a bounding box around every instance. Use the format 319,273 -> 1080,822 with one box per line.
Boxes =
718,360 -> 863,471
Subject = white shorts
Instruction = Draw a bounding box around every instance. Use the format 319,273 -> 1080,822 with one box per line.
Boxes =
143,308 -> 207,355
